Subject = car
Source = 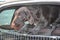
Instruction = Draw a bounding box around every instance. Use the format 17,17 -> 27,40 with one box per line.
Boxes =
0,1 -> 60,40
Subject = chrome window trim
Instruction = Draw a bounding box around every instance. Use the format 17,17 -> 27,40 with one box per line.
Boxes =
0,1 -> 60,10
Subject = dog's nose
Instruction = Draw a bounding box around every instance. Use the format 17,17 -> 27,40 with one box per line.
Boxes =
11,23 -> 20,30
11,22 -> 16,28
11,21 -> 24,30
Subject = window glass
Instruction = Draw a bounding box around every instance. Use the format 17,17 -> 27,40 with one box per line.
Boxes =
0,9 -> 15,25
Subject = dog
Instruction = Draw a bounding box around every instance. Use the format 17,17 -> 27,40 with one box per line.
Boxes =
11,5 -> 60,35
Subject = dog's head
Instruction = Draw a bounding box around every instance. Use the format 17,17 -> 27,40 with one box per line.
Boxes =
11,7 -> 33,30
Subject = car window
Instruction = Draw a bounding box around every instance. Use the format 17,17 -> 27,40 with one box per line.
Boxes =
0,9 -> 15,26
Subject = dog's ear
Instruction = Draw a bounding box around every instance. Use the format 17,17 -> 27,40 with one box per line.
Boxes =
41,6 -> 50,21
41,6 -> 59,24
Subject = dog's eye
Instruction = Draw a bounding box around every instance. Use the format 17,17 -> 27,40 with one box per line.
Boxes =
23,18 -> 27,21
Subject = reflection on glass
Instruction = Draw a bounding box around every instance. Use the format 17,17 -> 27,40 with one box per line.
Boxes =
0,9 -> 15,25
